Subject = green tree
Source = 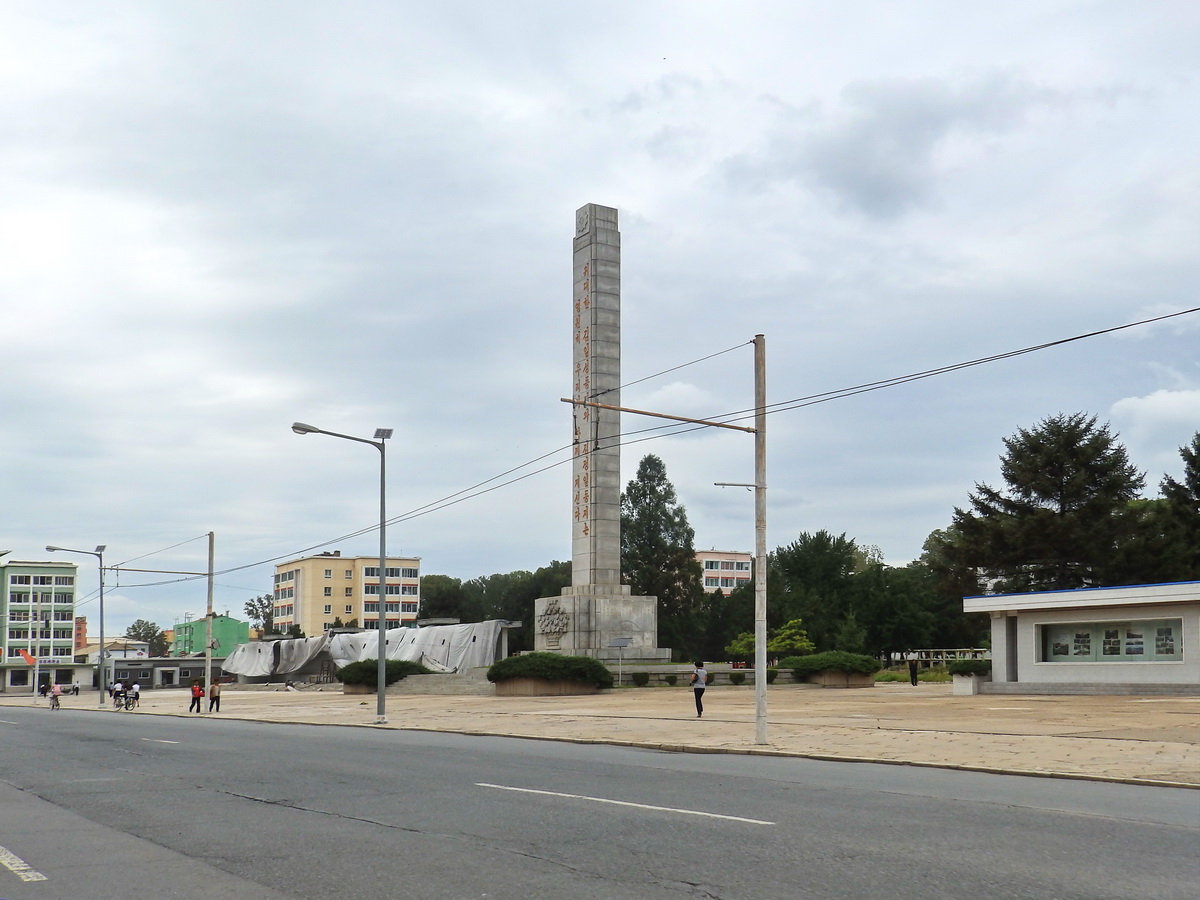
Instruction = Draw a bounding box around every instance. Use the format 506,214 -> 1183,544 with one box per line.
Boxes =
244,595 -> 275,633
125,619 -> 169,657
621,454 -> 705,660
768,530 -> 859,649
1159,432 -> 1200,581
419,574 -> 467,619
949,413 -> 1145,592
832,609 -> 867,654
767,618 -> 816,656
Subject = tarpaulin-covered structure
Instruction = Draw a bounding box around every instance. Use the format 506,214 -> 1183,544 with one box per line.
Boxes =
222,621 -> 510,680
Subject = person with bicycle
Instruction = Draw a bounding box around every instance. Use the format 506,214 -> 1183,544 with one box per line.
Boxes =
50,683 -> 62,710
112,680 -> 127,710
130,681 -> 141,708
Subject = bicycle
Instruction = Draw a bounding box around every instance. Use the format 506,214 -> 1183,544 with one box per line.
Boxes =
113,692 -> 129,711
124,694 -> 136,710
49,693 -> 60,711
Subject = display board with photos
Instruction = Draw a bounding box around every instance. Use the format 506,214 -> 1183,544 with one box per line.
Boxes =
1041,619 -> 1182,662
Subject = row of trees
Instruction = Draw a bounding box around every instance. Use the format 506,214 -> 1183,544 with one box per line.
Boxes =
617,417 -> 1198,662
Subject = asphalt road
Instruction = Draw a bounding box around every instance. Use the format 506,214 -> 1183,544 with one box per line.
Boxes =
2,708 -> 1197,900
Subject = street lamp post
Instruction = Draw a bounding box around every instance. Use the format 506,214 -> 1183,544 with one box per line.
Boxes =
292,422 -> 393,724
46,544 -> 107,707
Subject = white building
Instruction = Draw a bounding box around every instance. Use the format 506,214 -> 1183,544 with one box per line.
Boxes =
964,581 -> 1199,694
2,558 -> 78,692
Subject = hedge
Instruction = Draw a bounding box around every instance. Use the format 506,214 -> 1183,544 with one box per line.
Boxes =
781,651 -> 881,677
487,652 -> 614,689
336,659 -> 433,686
947,659 -> 992,677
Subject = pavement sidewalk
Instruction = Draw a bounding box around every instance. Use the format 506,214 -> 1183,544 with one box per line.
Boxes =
10,683 -> 1198,788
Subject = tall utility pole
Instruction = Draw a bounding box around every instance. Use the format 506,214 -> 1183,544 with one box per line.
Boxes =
564,333 -> 769,744
753,334 -> 768,745
204,531 -> 215,708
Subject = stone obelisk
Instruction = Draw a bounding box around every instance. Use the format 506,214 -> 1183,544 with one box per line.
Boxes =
534,204 -> 669,663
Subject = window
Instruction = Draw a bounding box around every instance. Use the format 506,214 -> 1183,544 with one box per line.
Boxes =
9,593 -> 29,605
401,601 -> 418,614
1040,619 -> 1183,662
703,560 -> 719,570
364,602 -> 379,613
345,605 -> 353,614
323,604 -> 332,615
54,576 -> 75,586
365,584 -> 404,596
401,584 -> 418,596
705,577 -> 720,587
344,569 -> 352,579
720,577 -> 735,588
735,561 -> 751,571
344,588 -> 353,597
401,567 -> 418,579
719,561 -> 735,570
324,569 -> 332,579
9,575 -> 30,585
33,575 -> 54,585
323,587 -> 332,597
276,587 -> 294,600
54,593 -> 73,604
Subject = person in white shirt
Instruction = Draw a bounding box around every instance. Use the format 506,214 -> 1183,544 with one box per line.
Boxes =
690,661 -> 708,718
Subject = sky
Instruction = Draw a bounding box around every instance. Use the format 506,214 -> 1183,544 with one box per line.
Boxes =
2,2 -> 1197,638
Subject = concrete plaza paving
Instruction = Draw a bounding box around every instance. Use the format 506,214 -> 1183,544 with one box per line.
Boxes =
13,682 -> 1198,788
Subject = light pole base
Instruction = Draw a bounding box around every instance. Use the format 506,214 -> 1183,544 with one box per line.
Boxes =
375,715 -> 388,725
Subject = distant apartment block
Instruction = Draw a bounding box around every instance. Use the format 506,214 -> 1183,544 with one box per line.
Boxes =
273,550 -> 421,636
1,558 -> 79,692
696,549 -> 752,593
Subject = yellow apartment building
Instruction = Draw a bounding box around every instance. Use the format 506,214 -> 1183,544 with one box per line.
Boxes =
273,550 -> 420,636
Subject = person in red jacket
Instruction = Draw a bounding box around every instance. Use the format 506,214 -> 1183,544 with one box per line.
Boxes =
188,680 -> 205,713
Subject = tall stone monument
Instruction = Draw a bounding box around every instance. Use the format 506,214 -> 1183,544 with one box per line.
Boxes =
534,204 -> 670,663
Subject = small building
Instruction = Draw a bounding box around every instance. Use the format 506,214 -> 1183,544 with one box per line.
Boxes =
964,581 -> 1199,694
696,550 -> 752,593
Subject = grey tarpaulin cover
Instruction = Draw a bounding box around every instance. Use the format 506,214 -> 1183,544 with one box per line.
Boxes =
275,634 -> 330,674
329,620 -> 504,672
221,641 -> 275,677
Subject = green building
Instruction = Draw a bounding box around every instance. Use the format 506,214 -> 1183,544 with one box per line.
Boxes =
171,615 -> 250,657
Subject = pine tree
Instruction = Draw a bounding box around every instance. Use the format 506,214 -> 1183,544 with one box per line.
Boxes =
620,454 -> 704,659
951,413 -> 1145,591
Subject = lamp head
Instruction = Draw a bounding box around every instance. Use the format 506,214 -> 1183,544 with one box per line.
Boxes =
46,545 -> 63,552
374,428 -> 394,441
292,421 -> 319,435
95,545 -> 106,553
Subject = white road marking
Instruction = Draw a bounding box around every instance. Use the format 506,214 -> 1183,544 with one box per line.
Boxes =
0,719 -> 20,725
0,845 -> 47,883
477,783 -> 775,825
140,738 -> 180,744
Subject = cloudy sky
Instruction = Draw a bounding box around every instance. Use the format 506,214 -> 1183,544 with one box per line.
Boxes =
2,2 -> 1197,637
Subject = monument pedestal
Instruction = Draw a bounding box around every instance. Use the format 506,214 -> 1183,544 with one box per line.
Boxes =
535,587 -> 671,664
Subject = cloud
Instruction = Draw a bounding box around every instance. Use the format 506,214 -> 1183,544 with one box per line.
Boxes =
726,74 -> 1052,217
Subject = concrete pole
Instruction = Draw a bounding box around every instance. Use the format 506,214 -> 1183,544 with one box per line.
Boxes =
753,334 -> 768,745
204,531 -> 214,711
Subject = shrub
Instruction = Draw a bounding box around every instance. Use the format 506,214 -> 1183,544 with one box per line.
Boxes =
874,671 -> 908,682
766,668 -> 778,684
782,651 -> 882,678
631,671 -> 650,687
486,652 -> 614,689
664,674 -> 678,686
947,659 -> 992,677
729,672 -> 746,686
336,659 -> 432,686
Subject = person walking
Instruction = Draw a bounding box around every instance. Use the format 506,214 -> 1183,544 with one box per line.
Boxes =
188,680 -> 204,713
72,680 -> 79,696
690,660 -> 708,718
50,683 -> 62,710
208,680 -> 221,713
130,682 -> 140,708
908,657 -> 919,686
